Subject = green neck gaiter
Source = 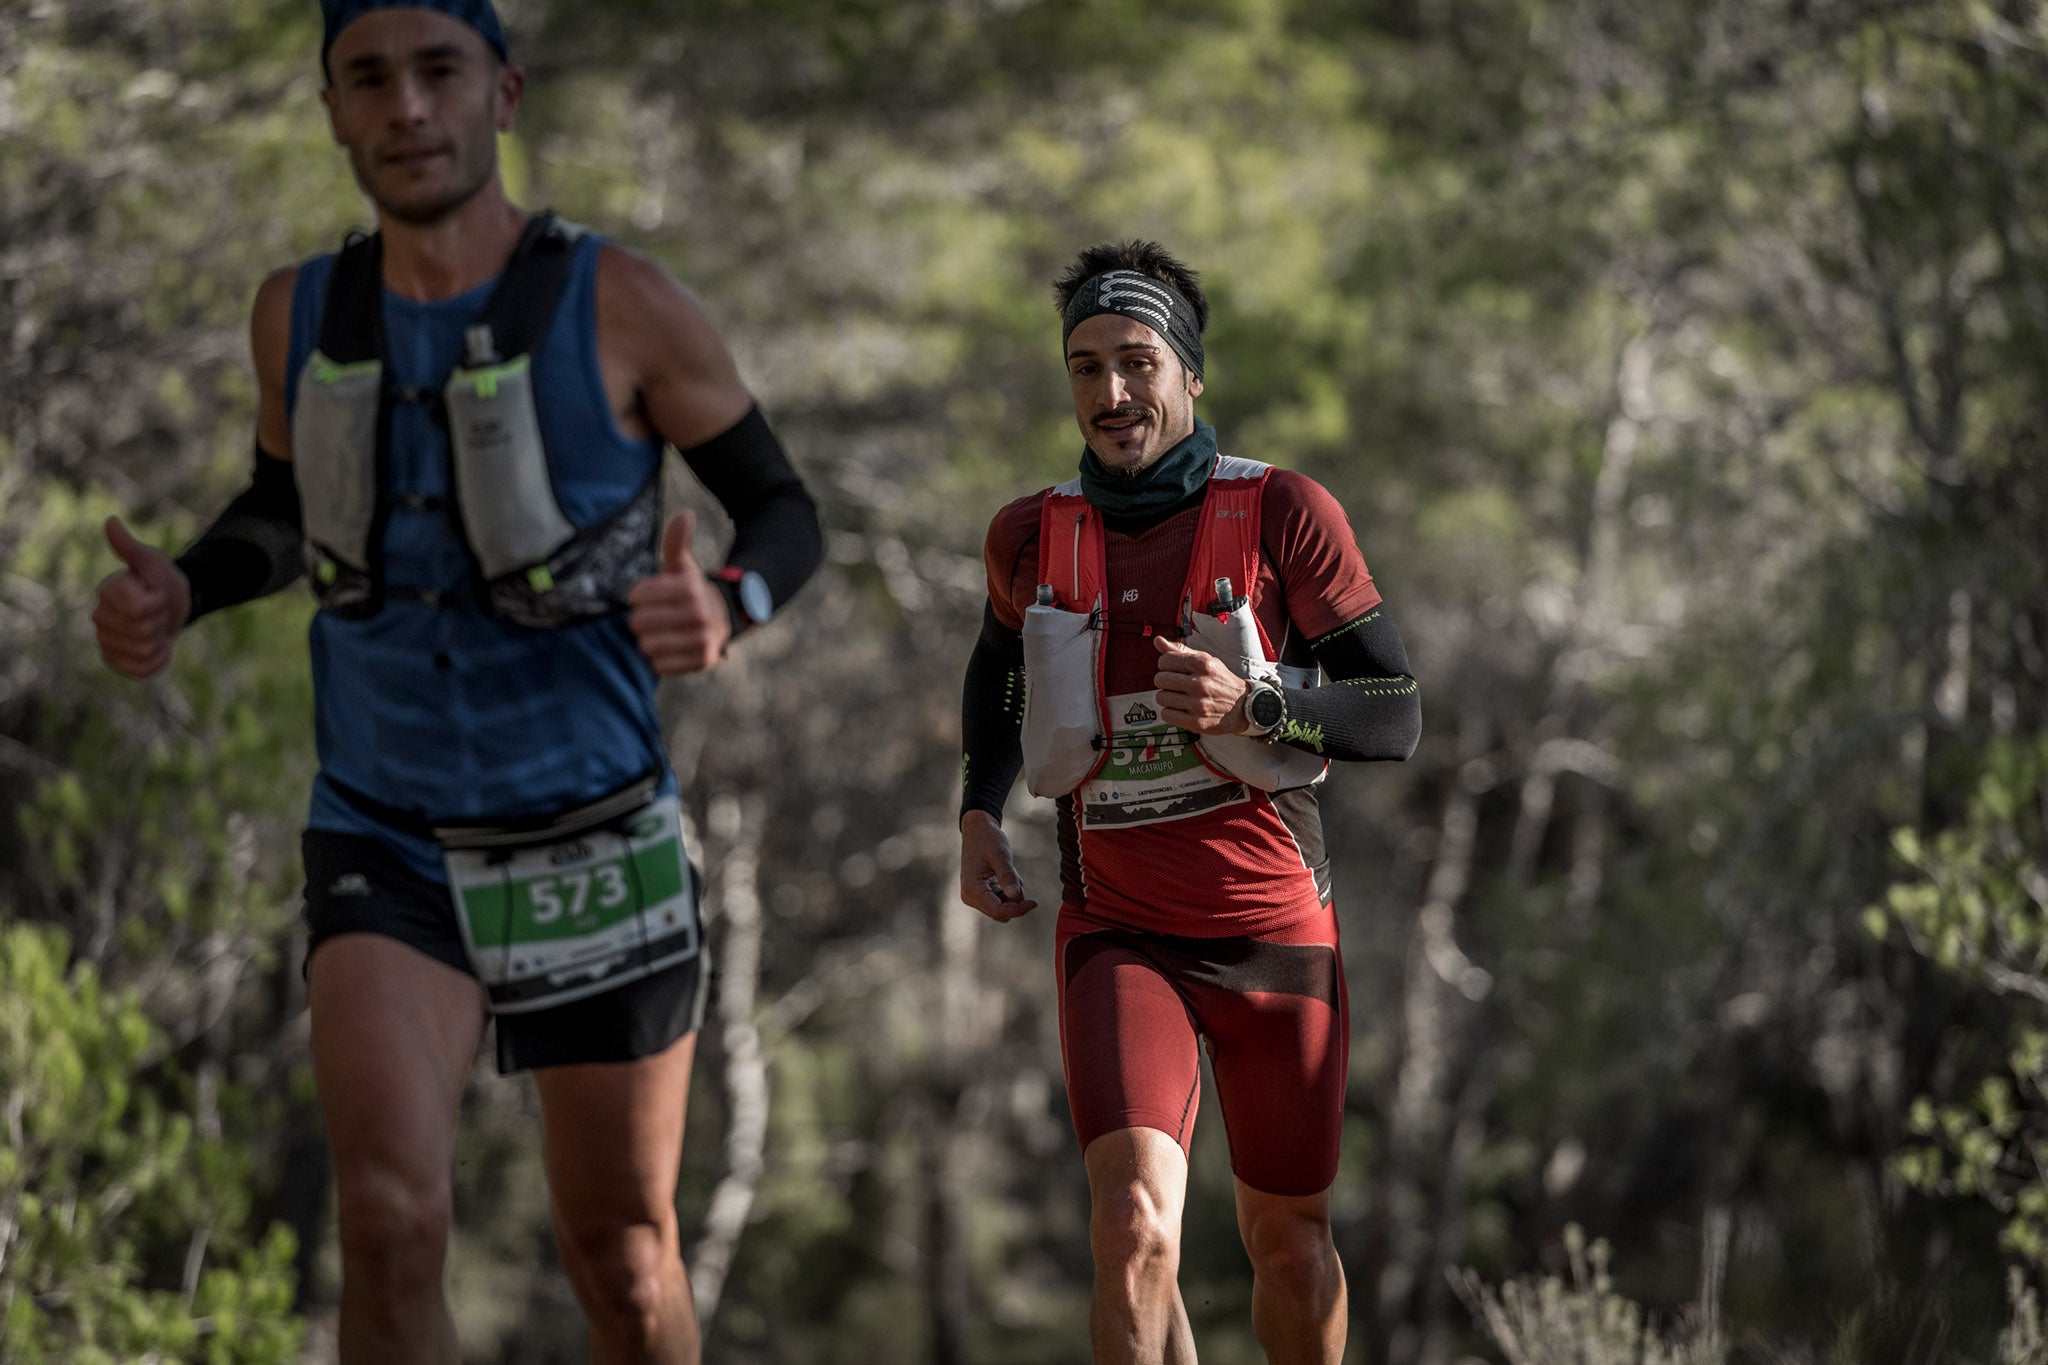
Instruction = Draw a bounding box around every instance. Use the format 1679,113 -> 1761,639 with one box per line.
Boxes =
1077,418 -> 1217,519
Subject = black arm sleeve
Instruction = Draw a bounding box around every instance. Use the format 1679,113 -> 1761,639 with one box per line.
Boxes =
1276,605 -> 1422,762
173,444 -> 305,624
960,600 -> 1027,823
674,405 -> 823,629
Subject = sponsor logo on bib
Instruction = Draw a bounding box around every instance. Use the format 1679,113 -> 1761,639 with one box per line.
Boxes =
1082,691 -> 1248,829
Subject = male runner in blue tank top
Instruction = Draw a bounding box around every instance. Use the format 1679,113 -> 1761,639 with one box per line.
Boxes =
88,3 -> 820,1361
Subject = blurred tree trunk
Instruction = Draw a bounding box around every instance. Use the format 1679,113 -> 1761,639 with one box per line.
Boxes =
1416,1065 -> 1494,1365
925,874 -> 982,1365
689,793 -> 769,1328
1366,707 -> 1490,1365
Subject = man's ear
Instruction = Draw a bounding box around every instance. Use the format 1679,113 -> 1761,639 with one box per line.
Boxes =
1188,373 -> 1205,400
321,84 -> 343,146
495,64 -> 526,131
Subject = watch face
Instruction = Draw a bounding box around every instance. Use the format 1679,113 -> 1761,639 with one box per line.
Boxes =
736,570 -> 774,625
1248,686 -> 1285,729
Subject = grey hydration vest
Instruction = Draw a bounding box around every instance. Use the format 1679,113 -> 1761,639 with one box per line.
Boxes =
290,212 -> 659,626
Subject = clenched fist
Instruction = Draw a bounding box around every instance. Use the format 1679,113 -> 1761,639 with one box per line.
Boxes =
627,510 -> 732,675
1151,634 -> 1251,735
92,517 -> 191,679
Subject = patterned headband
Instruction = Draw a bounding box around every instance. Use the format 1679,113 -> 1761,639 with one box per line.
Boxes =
1061,270 -> 1205,380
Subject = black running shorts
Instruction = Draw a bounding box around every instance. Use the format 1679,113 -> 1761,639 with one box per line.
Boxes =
300,829 -> 710,1075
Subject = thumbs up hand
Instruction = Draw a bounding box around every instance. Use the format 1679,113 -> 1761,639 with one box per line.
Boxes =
627,509 -> 732,676
92,517 -> 192,679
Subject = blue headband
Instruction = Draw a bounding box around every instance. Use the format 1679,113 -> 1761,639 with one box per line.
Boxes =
320,0 -> 510,72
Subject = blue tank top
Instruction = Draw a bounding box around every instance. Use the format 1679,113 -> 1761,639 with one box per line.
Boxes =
287,233 -> 670,881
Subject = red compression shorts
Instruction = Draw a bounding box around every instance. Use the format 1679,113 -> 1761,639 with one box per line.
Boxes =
1054,899 -> 1350,1198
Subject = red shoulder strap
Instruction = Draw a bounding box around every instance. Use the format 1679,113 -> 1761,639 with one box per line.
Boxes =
1187,459 -> 1267,590
1036,490 -> 1107,611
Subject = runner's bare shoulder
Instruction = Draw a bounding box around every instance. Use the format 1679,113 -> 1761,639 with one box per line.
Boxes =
593,242 -> 747,447
253,265 -> 301,461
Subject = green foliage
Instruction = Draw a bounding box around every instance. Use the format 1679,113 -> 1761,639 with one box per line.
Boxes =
0,924 -> 300,1363
1879,739 -> 2048,1270
1,2 -> 327,1349
8,0 -> 2048,1359
1874,739 -> 2048,988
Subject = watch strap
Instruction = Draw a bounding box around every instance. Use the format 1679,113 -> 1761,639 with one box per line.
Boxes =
710,567 -> 749,635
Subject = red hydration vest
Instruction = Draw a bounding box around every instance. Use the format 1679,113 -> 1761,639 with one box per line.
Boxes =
1022,456 -> 1326,804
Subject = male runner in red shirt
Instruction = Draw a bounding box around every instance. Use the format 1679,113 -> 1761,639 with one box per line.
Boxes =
958,240 -> 1420,1363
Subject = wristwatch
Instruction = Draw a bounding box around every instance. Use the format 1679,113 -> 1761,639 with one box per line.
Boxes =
714,566 -> 774,632
1242,679 -> 1287,739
